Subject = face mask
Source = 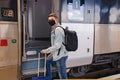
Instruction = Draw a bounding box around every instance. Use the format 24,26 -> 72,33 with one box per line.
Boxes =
48,20 -> 55,26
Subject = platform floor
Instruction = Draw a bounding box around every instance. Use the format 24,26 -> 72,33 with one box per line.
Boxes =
98,73 -> 120,80
0,65 -> 18,80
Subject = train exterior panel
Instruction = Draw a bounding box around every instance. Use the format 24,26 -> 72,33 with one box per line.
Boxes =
0,0 -> 21,80
0,22 -> 19,80
60,0 -> 95,68
0,0 -> 120,79
95,24 -> 120,54
0,22 -> 18,67
62,23 -> 94,68
94,0 -> 120,54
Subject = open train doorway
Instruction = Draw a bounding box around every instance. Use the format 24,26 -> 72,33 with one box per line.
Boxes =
21,0 -> 52,77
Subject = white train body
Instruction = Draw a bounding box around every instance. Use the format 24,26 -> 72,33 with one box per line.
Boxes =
0,0 -> 120,79
62,23 -> 94,68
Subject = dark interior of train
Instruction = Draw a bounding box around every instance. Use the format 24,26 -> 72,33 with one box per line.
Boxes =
24,0 -> 52,50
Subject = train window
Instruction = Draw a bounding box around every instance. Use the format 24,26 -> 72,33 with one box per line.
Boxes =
95,0 -> 120,24
61,0 -> 85,22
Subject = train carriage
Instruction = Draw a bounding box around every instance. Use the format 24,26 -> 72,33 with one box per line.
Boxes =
0,0 -> 120,80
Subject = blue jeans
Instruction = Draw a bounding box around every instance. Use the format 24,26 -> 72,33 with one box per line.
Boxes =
46,56 -> 68,79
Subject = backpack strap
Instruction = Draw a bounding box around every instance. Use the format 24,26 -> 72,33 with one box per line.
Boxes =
57,48 -> 61,56
56,26 -> 65,56
57,26 -> 66,47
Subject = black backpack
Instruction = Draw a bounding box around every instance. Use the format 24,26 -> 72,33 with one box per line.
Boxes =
58,26 -> 78,52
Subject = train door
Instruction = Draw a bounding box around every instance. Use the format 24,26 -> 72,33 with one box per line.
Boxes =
21,0 -> 52,77
61,0 -> 94,68
0,0 -> 21,80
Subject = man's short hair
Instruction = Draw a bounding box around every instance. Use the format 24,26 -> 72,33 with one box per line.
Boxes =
48,13 -> 58,19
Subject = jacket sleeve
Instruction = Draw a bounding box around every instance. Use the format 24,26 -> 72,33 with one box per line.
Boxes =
46,28 -> 63,54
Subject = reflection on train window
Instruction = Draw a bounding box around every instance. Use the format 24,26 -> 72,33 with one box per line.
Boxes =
96,0 -> 120,24
61,0 -> 85,22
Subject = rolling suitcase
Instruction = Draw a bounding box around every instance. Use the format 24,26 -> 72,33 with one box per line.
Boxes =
32,51 -> 51,80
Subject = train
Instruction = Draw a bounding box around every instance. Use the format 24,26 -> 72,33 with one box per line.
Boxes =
0,0 -> 120,80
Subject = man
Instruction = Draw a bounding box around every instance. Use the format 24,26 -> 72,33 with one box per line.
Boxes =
41,13 -> 68,79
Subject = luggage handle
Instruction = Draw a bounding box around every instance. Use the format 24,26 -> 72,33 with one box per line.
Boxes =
38,52 -> 46,77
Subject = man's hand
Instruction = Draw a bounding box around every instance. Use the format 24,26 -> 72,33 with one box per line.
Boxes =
41,49 -> 47,54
